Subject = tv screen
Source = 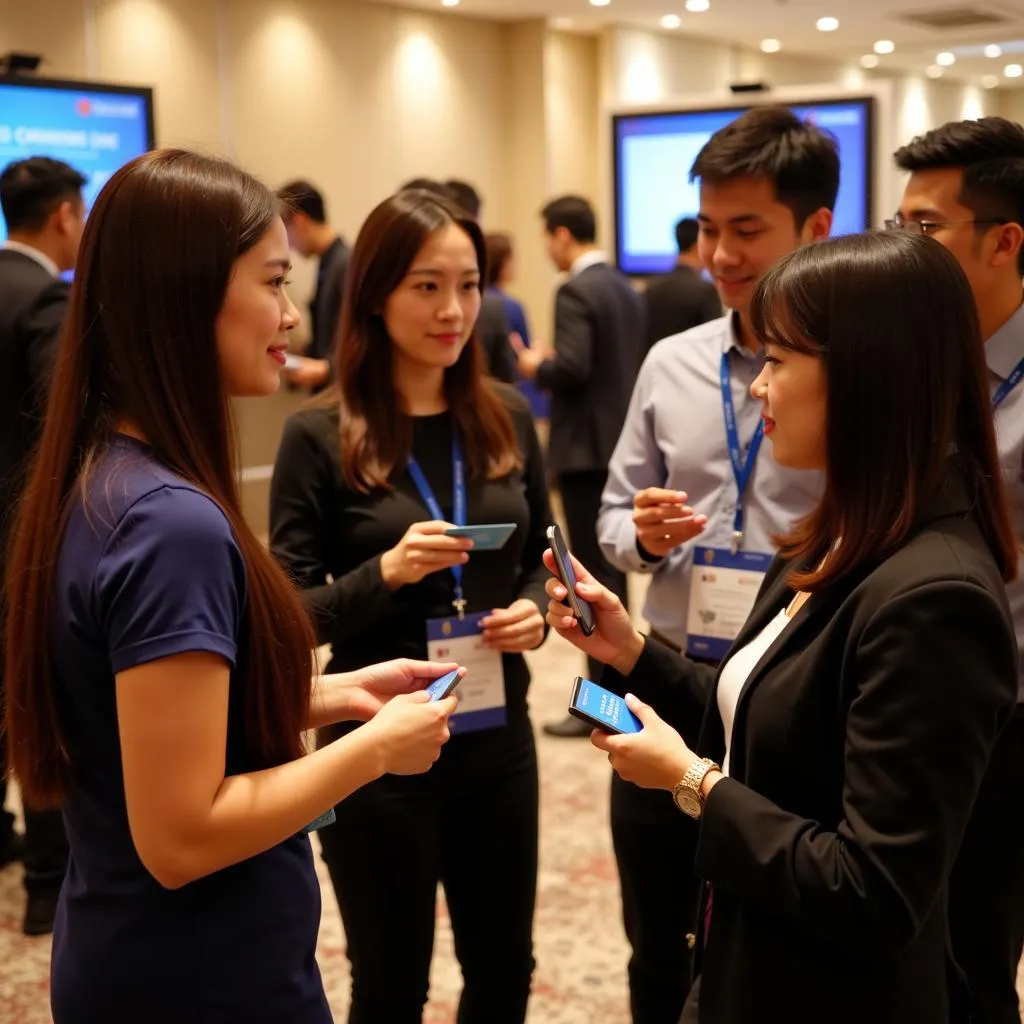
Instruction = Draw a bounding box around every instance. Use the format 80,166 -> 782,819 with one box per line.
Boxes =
613,97 -> 874,275
0,76 -> 155,243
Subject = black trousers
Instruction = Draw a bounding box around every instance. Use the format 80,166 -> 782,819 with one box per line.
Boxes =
558,469 -> 630,682
319,715 -> 538,1024
948,706 -> 1024,1024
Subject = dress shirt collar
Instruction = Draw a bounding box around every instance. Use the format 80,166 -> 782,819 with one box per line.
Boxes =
2,240 -> 59,278
986,298 -> 1024,381
569,249 -> 608,279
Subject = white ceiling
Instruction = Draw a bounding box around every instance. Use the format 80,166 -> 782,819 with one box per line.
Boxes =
368,0 -> 1024,87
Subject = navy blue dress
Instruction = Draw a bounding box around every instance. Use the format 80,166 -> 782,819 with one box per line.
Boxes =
49,436 -> 331,1023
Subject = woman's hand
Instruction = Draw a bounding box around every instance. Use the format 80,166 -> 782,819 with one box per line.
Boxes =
380,521 -> 474,591
319,659 -> 462,724
361,691 -> 457,776
481,599 -> 545,653
542,549 -> 645,675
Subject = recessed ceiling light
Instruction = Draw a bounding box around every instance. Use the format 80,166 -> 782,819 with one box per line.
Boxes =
760,38 -> 782,53
685,0 -> 710,12
441,0 -> 459,5
982,74 -> 1000,88
816,16 -> 839,32
661,14 -> 682,28
873,40 -> 894,55
860,54 -> 880,69
1005,63 -> 1023,78
589,0 -> 611,6
926,64 -> 944,78
985,44 -> 1003,59
936,51 -> 956,66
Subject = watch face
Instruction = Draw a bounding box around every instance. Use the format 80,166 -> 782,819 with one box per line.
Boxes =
674,787 -> 702,818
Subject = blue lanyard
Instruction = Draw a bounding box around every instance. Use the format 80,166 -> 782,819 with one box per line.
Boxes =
993,356 -> 1024,409
721,353 -> 764,554
406,436 -> 468,618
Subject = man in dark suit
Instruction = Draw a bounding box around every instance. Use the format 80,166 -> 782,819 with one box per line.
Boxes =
277,180 -> 350,393
643,217 -> 720,353
516,195 -> 644,736
0,155 -> 83,935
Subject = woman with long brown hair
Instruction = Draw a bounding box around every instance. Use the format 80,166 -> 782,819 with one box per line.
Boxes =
542,231 -> 1019,1022
270,189 -> 551,1023
3,149 -> 459,1023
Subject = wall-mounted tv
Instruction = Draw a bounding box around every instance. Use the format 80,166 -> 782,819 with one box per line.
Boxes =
0,75 -> 155,243
613,97 -> 874,275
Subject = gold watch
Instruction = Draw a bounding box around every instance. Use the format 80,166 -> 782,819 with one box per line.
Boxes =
672,758 -> 720,819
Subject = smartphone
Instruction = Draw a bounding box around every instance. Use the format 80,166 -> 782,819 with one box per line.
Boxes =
426,669 -> 464,702
546,524 -> 597,636
568,676 -> 643,735
444,523 -> 517,551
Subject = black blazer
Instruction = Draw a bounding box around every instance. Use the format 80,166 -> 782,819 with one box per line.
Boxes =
0,248 -> 67,548
604,474 -> 1017,1023
643,264 -> 721,354
308,236 -> 351,364
536,262 -> 644,476
478,291 -> 517,384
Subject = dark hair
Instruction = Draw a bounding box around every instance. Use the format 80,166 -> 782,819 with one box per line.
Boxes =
5,149 -> 316,807
445,179 -> 482,220
675,217 -> 700,253
750,230 -> 1016,590
541,195 -> 596,244
0,156 -> 86,233
401,177 -> 447,196
690,106 -> 840,228
336,190 -> 521,491
894,117 -> 1024,274
484,232 -> 513,288
276,179 -> 326,223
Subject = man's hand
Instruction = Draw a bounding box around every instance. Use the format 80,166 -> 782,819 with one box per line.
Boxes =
633,488 -> 708,560
283,356 -> 331,390
510,332 -> 547,380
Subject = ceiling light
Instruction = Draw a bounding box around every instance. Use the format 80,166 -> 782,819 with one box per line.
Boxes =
589,0 -> 611,6
816,16 -> 839,32
985,44 -> 1003,59
859,54 -> 880,69
982,74 -> 1000,88
936,51 -> 956,66
873,40 -> 894,55
685,0 -> 710,12
1005,63 -> 1023,78
661,14 -> 682,28
760,38 -> 782,53
441,0 -> 459,5
926,64 -> 944,78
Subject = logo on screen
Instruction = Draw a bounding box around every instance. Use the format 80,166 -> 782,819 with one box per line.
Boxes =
75,98 -> 92,117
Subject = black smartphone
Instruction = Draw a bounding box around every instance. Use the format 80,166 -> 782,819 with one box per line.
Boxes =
546,524 -> 597,636
568,676 -> 643,735
426,669 -> 465,702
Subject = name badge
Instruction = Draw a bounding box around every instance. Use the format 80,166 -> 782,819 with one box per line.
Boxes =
686,546 -> 772,661
426,611 -> 506,734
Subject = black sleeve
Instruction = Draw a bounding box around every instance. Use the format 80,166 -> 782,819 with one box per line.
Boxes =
24,279 -> 69,400
482,302 -> 517,384
695,580 -> 1016,956
535,285 -> 593,393
269,414 -> 404,649
511,408 -> 553,623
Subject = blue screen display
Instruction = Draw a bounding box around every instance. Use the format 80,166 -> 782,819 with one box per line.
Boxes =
0,79 -> 154,243
613,98 -> 873,275
571,679 -> 643,734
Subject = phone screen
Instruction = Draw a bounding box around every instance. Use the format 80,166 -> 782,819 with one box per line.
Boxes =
547,524 -> 596,633
570,677 -> 642,734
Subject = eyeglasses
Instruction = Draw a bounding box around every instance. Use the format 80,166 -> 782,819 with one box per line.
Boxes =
884,212 -> 1009,235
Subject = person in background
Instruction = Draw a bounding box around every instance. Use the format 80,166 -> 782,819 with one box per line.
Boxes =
0,155 -> 83,936
643,216 -> 721,354
516,194 -> 643,738
546,230 -> 1018,1023
893,116 -> 1024,1024
485,231 -> 548,420
596,107 -> 832,1023
3,149 -> 458,1024
276,179 -> 350,393
270,189 -> 551,1024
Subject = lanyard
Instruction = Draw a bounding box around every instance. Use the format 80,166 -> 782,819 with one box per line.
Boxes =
406,436 -> 467,619
993,356 -> 1024,409
721,353 -> 764,554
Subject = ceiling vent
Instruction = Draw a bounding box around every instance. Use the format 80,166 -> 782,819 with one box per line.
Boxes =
896,5 -> 1009,30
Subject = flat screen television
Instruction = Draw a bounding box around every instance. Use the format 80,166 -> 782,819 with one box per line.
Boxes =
0,75 -> 155,243
613,97 -> 874,275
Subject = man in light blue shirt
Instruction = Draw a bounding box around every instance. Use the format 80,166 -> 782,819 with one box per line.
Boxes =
894,117 -> 1024,1024
596,107 -> 835,1024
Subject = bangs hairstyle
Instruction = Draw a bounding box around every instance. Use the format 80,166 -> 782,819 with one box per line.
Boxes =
750,230 -> 1016,591
335,189 -> 521,492
4,149 -> 315,807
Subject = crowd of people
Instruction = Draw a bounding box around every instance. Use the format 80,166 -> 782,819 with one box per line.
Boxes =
1,104 -> 1023,1024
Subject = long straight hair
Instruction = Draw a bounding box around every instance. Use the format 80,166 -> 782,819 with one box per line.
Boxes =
336,189 -> 520,492
750,230 -> 1016,590
4,149 -> 315,807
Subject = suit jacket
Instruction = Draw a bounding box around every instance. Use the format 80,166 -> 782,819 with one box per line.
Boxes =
536,262 -> 644,476
643,264 -> 721,354
605,471 -> 1017,1023
308,236 -> 351,365
478,291 -> 517,384
0,248 -> 68,550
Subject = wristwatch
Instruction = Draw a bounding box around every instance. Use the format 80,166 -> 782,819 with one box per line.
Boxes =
672,758 -> 721,819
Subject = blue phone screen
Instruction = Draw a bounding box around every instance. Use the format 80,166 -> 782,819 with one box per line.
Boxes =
427,670 -> 461,701
572,679 -> 643,734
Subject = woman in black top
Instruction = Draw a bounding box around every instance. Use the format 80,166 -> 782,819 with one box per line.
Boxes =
270,189 -> 551,1024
